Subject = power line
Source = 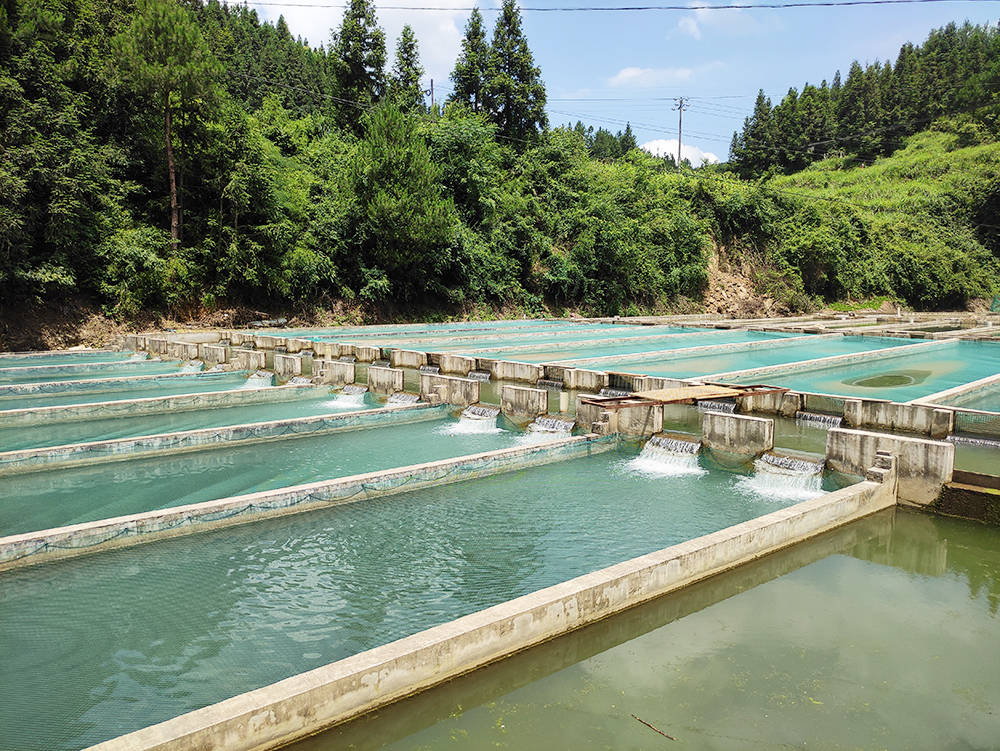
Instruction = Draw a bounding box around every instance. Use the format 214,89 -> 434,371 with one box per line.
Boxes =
222,0 -> 1000,12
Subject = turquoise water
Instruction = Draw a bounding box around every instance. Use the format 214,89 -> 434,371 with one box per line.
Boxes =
282,319 -> 560,338
466,330 -> 797,363
304,510 -> 1000,751
736,340 -> 1000,401
0,415 -> 521,535
936,380 -> 1000,413
0,351 -> 136,368
0,359 -> 189,385
583,335 -> 914,378
0,371 -> 254,410
0,389 -> 382,452
0,448 -> 833,750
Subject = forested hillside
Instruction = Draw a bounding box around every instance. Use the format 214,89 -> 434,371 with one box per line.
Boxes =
1,0 -> 998,340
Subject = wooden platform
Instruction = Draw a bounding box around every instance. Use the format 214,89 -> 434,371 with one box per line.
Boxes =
579,383 -> 787,410
632,385 -> 742,402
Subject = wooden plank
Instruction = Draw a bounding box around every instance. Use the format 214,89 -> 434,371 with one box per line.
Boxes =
632,385 -> 742,402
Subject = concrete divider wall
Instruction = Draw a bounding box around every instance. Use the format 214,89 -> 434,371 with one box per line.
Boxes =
312,341 -> 338,359
315,359 -> 355,386
419,373 -> 479,407
273,354 -> 303,378
491,360 -> 543,384
146,337 -> 169,355
232,349 -> 266,371
391,349 -> 428,368
0,382 -> 309,427
825,427 -> 954,504
1,434 -> 616,571
0,370 -> 207,398
574,397 -> 606,432
500,385 -> 547,420
702,412 -> 774,455
437,353 -> 476,376
843,399 -> 953,438
199,344 -> 227,364
88,462 -> 896,751
0,402 -> 445,476
368,366 -> 404,395
167,341 -> 200,360
559,367 -> 608,392
614,404 -> 663,437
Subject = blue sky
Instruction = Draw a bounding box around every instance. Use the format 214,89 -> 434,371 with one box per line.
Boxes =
236,0 -> 999,163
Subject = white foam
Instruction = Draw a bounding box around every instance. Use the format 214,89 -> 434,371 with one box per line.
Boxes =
436,417 -> 505,435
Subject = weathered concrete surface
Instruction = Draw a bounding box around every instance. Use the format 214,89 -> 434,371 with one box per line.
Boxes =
166,341 -> 200,360
390,349 -> 428,368
315,359 -> 355,386
312,341 -> 338,359
734,389 -> 790,415
368,366 -> 404,395
273,354 -> 303,378
491,360 -> 543,384
146,337 -> 169,355
0,401 -> 443,476
284,338 -> 312,354
702,412 -> 774,455
354,345 -> 380,363
85,461 -> 894,751
563,368 -> 608,392
826,427 -> 954,505
419,373 -> 479,407
1,434 -> 615,571
199,344 -> 227,364
232,349 -> 266,371
931,482 -> 1000,526
500,385 -> 547,420
436,353 -> 476,376
123,335 -> 147,351
843,398 -> 953,439
574,397 -> 606,433
614,404 -> 663,437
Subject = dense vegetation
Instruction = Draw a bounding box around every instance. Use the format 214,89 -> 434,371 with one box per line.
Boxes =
0,0 -> 998,327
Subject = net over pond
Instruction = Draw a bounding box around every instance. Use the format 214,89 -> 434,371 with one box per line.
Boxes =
0,447 -> 847,750
0,350 -> 140,368
0,414 -> 526,535
297,510 -> 1000,751
0,358 -> 196,386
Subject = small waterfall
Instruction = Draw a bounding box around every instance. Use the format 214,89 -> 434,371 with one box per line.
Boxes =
537,378 -> 564,390
626,435 -> 705,477
207,364 -> 225,372
180,360 -> 204,372
239,370 -> 274,389
419,364 -> 440,375
341,384 -> 368,394
468,370 -> 491,382
530,416 -> 575,433
373,359 -> 390,367
795,411 -> 843,428
387,392 -> 420,405
948,434 -> 1000,448
325,383 -> 368,409
288,376 -> 313,385
339,355 -> 357,362
599,387 -> 631,398
438,404 -> 502,435
128,352 -> 148,361
736,451 -> 825,501
697,400 -> 736,413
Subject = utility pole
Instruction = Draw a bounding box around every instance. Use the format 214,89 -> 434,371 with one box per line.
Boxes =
673,96 -> 688,171
430,79 -> 435,111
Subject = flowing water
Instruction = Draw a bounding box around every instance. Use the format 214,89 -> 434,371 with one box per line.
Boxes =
298,510 -> 1000,751
437,405 -> 503,435
795,410 -> 844,428
0,447 -> 838,750
0,416 -> 520,536
625,434 -> 705,477
735,451 -> 826,501
697,399 -> 736,413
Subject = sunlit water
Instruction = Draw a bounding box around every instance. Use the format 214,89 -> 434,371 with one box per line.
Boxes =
0,359 -> 190,386
298,510 -> 1000,751
0,351 -> 138,368
0,448 -> 837,750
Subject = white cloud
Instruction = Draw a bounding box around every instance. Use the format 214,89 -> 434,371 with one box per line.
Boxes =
674,2 -> 764,40
641,138 -> 720,166
607,61 -> 723,88
677,16 -> 701,40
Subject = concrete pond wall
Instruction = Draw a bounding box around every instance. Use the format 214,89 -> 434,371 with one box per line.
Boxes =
702,412 -> 774,455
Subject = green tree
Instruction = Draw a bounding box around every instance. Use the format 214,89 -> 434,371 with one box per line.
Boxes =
115,0 -> 221,250
482,0 -> 547,144
331,0 -> 385,122
389,25 -> 425,113
618,122 -> 637,154
449,8 -> 488,112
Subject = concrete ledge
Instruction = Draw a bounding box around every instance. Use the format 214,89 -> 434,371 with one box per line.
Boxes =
500,385 -> 547,420
419,373 -> 479,407
436,353 -> 476,376
826,427 -> 953,505
702,412 -> 774,455
390,349 -> 428,368
0,358 -> 155,380
87,468 -> 894,751
0,434 -> 616,571
368,366 -> 404,395
0,401 -> 442,476
166,341 -> 200,360
199,344 -> 227,364
232,349 -> 266,371
0,381 -> 310,427
273,354 -> 303,378
315,359 -> 355,386
843,398 -> 953,438
491,359 -> 543,384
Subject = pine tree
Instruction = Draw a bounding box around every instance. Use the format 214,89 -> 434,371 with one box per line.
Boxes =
389,25 -> 425,114
482,0 -> 547,143
449,8 -> 488,112
331,0 -> 385,121
115,0 -> 221,251
618,122 -> 637,153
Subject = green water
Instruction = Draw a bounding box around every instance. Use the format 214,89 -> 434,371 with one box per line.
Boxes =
302,509 -> 1000,751
0,351 -> 136,368
0,415 -> 521,535
737,340 -> 1000,401
0,389 -> 383,452
0,359 -> 189,385
0,371 -> 254,410
0,448 -> 836,750
939,380 -> 1000,413
463,330 -> 796,363
584,335 -> 913,378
